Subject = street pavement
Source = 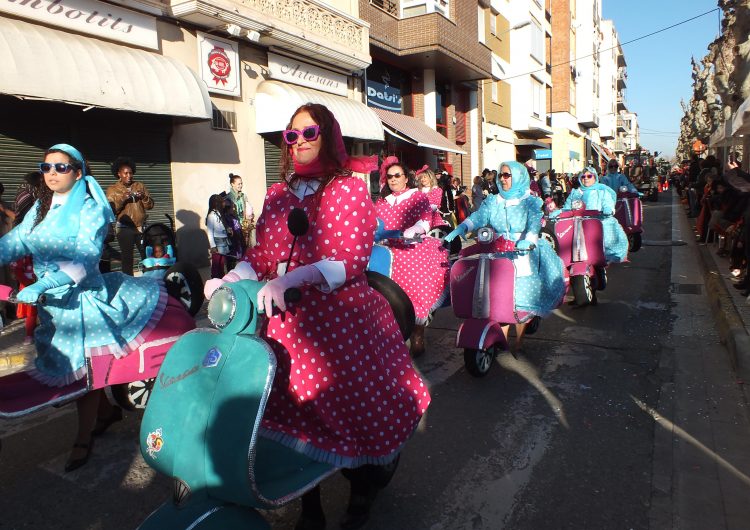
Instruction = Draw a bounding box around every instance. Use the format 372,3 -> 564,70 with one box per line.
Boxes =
1,190 -> 750,529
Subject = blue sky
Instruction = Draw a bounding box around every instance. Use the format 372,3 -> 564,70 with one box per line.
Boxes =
602,0 -> 721,158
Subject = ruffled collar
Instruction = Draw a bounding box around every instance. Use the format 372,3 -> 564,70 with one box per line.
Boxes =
288,178 -> 321,200
384,187 -> 418,206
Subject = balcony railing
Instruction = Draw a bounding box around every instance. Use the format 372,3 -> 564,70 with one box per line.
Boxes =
615,139 -> 627,152
371,0 -> 398,16
617,118 -> 629,132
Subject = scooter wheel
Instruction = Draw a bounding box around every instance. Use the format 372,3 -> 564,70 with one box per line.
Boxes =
164,263 -> 204,316
571,275 -> 594,306
629,233 -> 642,252
464,348 -> 493,377
524,316 -> 541,335
595,267 -> 607,291
540,225 -> 558,254
110,378 -> 155,411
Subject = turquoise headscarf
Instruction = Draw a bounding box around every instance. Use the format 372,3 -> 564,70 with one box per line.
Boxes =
47,144 -> 115,238
496,160 -> 530,200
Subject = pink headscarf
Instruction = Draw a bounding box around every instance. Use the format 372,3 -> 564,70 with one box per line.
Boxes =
379,155 -> 400,189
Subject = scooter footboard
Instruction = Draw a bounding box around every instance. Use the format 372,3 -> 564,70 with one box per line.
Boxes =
456,319 -> 508,351
139,496 -> 269,530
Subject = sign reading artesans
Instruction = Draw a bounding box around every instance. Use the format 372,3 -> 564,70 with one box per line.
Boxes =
197,32 -> 240,97
267,52 -> 348,97
0,0 -> 158,50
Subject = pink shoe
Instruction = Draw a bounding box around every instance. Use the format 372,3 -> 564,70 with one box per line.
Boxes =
22,336 -> 33,345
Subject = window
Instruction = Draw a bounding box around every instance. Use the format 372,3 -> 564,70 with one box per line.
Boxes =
492,80 -> 498,103
531,78 -> 543,119
530,18 -> 544,63
212,108 -> 237,131
436,84 -> 449,138
478,6 -> 485,45
490,13 -> 496,35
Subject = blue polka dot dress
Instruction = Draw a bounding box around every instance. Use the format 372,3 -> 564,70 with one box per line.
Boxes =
464,194 -> 566,317
0,197 -> 166,386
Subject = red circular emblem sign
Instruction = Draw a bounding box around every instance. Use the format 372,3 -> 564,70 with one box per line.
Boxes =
208,46 -> 231,86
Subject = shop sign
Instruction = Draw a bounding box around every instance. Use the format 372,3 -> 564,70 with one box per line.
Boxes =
267,53 -> 347,97
569,150 -> 580,160
534,149 -> 552,160
0,0 -> 158,50
366,79 -> 402,112
197,32 -> 241,97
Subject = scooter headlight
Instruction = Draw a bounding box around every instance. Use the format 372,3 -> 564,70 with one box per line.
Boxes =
619,186 -> 628,193
477,227 -> 495,243
207,286 -> 236,330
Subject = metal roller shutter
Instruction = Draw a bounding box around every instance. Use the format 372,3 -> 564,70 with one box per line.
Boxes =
264,134 -> 283,188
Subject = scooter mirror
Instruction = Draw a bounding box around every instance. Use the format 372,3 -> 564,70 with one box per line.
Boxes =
288,208 -> 309,237
619,186 -> 628,193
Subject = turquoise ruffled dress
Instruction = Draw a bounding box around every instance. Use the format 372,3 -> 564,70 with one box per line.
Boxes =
0,194 -> 166,387
463,162 -> 566,317
563,168 -> 629,263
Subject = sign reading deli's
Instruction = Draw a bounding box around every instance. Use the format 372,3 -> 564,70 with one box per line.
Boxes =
267,53 -> 348,97
0,0 -> 158,49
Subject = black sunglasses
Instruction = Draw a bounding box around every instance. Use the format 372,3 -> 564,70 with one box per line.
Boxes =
282,125 -> 321,145
387,172 -> 405,179
39,162 -> 74,174
499,172 -> 512,179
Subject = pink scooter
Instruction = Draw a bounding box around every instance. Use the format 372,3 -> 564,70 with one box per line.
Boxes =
614,189 -> 644,252
449,228 -> 541,377
541,208 -> 607,306
0,286 -> 195,419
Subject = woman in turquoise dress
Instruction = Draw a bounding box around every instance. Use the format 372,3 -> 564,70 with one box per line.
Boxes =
444,161 -> 566,352
560,166 -> 629,263
0,144 -> 168,471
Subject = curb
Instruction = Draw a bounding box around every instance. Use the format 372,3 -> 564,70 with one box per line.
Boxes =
694,241 -> 750,381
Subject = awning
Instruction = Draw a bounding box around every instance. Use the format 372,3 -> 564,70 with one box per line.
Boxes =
591,143 -> 609,162
732,97 -> 750,137
373,108 -> 466,154
514,139 -> 550,149
255,81 -> 384,141
0,16 -> 211,119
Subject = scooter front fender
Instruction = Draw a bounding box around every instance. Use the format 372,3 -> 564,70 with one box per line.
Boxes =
456,319 -> 508,351
139,496 -> 270,530
569,262 -> 592,278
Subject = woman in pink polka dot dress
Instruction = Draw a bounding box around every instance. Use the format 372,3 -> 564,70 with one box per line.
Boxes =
204,104 -> 430,529
416,166 -> 450,231
374,157 -> 451,357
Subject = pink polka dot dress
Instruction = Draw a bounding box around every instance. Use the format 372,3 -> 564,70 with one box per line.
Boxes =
375,189 -> 451,324
244,176 -> 430,467
421,186 -> 449,229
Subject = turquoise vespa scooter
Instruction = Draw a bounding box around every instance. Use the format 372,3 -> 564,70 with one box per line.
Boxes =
138,210 -> 411,529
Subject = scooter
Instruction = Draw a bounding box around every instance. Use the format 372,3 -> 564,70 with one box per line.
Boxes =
449,227 -> 542,377
541,206 -> 607,307
0,285 -> 195,417
138,211 -> 406,529
614,188 -> 644,252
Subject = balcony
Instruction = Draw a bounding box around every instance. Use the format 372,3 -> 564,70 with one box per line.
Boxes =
370,0 -> 398,16
617,117 -> 629,133
578,110 -> 599,129
170,0 -> 370,70
617,68 -> 627,88
401,0 -> 449,18
617,93 -> 627,111
614,139 -> 627,153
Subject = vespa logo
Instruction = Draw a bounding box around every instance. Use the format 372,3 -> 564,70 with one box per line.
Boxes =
556,226 -> 572,240
453,266 -> 474,285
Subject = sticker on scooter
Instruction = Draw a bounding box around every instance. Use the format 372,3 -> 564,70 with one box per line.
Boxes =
202,347 -> 222,368
146,428 -> 164,458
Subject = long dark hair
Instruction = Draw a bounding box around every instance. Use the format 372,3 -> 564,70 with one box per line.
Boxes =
279,103 -> 348,192
379,162 -> 414,198
33,149 -> 83,230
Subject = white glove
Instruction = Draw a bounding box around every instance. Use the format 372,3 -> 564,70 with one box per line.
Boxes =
257,265 -> 324,315
403,224 -> 426,239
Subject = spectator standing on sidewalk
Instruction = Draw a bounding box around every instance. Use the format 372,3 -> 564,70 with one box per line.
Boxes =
472,175 -> 486,212
227,173 -> 255,249
206,194 -> 230,279
105,157 -> 154,275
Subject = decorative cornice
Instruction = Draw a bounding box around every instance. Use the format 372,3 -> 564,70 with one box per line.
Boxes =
170,0 -> 370,70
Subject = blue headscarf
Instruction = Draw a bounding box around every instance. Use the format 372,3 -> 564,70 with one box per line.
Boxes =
47,144 -> 115,237
496,160 -> 530,200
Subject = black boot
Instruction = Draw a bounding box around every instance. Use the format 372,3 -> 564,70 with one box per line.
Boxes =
340,467 -> 377,530
295,486 -> 326,530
